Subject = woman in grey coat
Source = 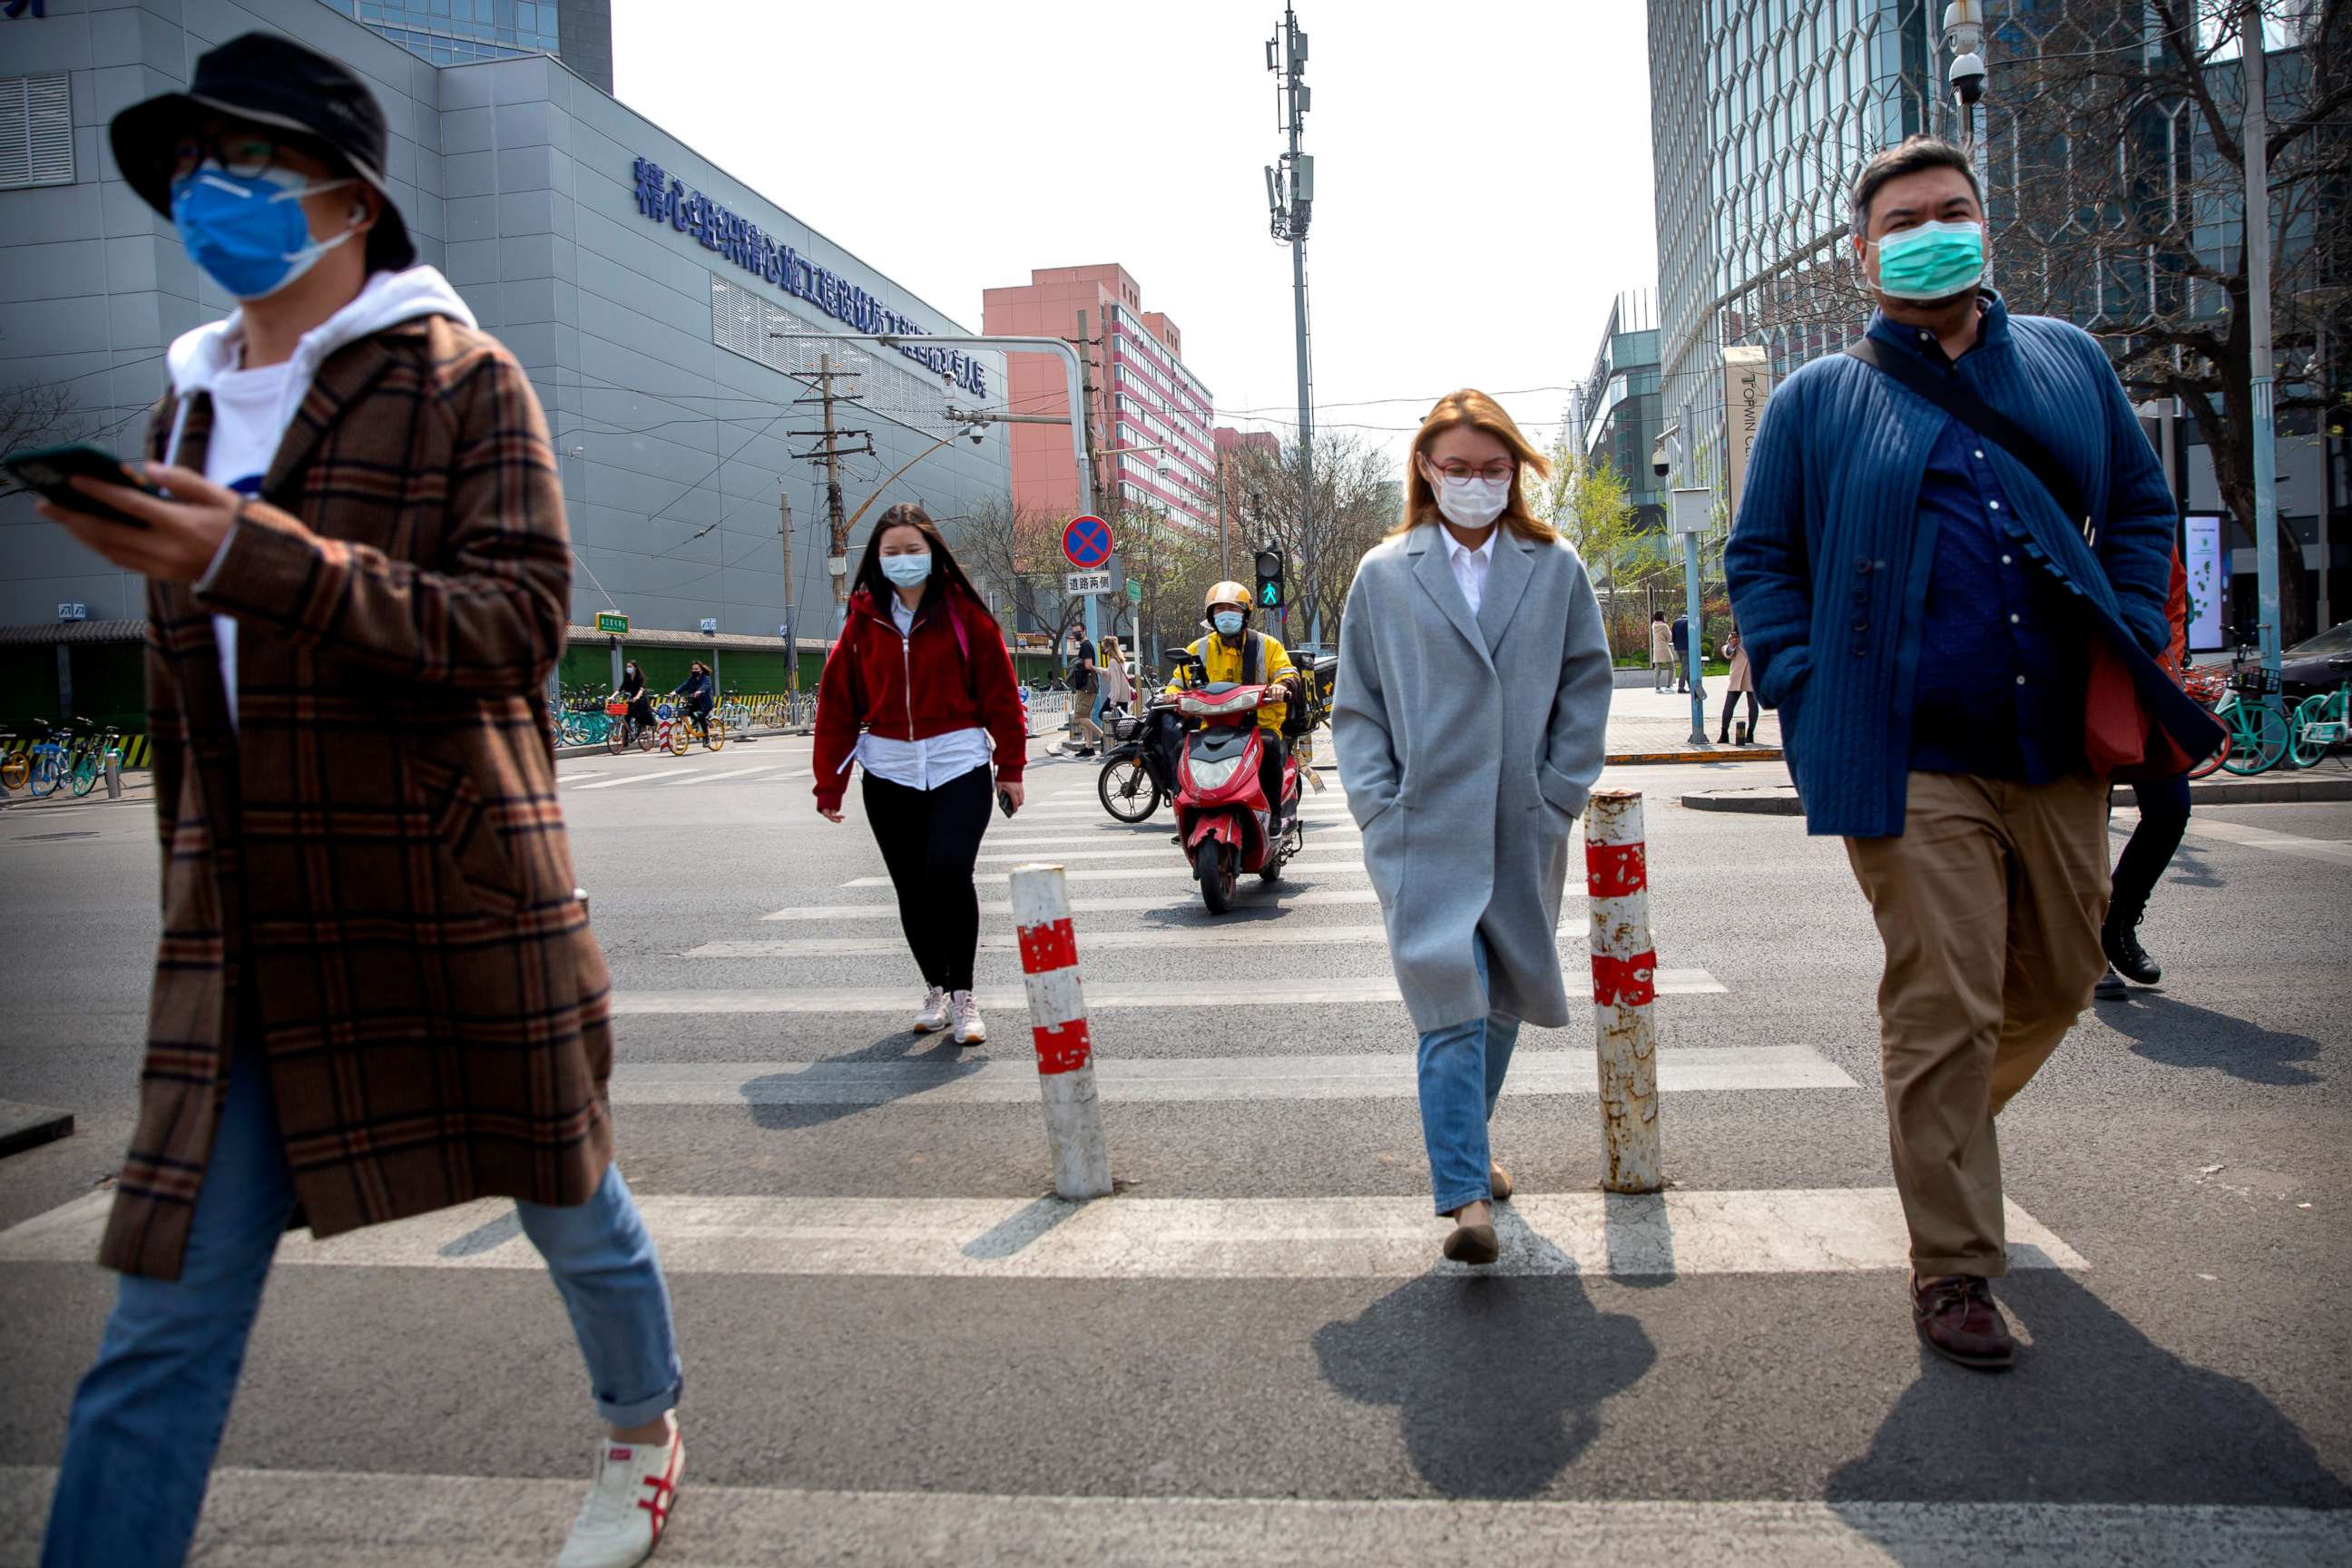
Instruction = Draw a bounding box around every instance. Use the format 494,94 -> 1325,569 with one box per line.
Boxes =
1332,389 -> 1614,1265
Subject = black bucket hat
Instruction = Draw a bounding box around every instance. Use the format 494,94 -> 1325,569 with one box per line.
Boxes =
109,32 -> 416,273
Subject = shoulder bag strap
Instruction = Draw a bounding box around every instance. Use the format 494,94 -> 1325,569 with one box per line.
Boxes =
1844,338 -> 2094,545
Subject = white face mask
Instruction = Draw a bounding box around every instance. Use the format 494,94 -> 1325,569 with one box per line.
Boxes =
1426,464 -> 1512,530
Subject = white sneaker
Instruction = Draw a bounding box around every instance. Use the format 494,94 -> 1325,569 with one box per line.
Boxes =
556,1423 -> 683,1568
912,986 -> 950,1034
950,990 -> 986,1045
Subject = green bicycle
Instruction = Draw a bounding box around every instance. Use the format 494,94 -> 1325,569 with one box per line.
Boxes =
2215,667 -> 2292,777
2285,670 -> 2350,770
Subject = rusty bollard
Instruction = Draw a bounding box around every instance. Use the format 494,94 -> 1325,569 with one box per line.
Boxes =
1584,789 -> 1662,1192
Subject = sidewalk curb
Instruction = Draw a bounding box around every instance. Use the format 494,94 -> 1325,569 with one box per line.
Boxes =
0,1101 -> 74,1159
555,725 -> 805,760
1682,773 -> 2352,816
1610,748 -> 1783,766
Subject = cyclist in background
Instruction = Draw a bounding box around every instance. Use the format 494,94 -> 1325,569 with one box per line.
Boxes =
615,660 -> 656,745
671,662 -> 715,743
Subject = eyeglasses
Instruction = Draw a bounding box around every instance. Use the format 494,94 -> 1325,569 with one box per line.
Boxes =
1426,460 -> 1515,485
169,132 -> 290,181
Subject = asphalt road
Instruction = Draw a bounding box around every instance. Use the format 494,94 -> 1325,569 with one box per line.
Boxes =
0,732 -> 2347,1564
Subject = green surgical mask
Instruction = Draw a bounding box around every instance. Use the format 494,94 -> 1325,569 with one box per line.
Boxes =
1870,218 -> 1984,301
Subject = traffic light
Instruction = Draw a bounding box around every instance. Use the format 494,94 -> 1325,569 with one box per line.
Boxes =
1254,548 -> 1285,612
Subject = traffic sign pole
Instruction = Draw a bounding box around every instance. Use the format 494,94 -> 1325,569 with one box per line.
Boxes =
1061,514 -> 1116,665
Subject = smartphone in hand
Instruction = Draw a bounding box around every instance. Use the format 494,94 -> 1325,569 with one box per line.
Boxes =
4,443 -> 163,530
997,789 -> 1017,818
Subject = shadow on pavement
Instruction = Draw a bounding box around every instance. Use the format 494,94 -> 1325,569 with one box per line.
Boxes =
1827,1269 -> 2351,1554
1312,1269 -> 1656,1498
2094,993 -> 2325,1086
739,1031 -> 983,1132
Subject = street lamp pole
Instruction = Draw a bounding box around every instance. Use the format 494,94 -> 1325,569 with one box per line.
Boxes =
2239,0 -> 2284,680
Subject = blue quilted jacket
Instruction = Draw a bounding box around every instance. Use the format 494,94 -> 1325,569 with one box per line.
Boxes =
1725,291 -> 2213,838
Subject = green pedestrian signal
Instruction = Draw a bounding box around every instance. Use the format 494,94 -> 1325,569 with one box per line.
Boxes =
1253,548 -> 1285,612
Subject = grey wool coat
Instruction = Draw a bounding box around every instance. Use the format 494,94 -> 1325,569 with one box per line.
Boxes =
1332,522 -> 1614,1032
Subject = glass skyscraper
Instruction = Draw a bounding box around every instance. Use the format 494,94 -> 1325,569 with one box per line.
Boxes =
328,0 -> 612,93
1647,0 -> 1941,504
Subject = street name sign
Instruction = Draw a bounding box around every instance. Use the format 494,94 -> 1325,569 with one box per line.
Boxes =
1066,570 -> 1113,597
1061,514 -> 1113,569
1126,577 -> 1143,604
595,611 -> 631,635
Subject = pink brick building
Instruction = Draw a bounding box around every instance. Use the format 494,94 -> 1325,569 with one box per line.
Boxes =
981,265 -> 1216,533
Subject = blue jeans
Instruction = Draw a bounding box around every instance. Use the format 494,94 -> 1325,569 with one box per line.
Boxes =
43,1042 -> 681,1568
1416,936 -> 1524,1216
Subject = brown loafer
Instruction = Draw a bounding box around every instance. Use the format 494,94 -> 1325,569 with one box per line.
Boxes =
1911,1272 -> 2014,1370
1489,1163 -> 1513,1202
1443,1222 -> 1500,1266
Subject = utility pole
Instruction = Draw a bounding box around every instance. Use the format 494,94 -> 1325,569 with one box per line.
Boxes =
2240,0 -> 2283,679
779,489 -> 798,702
789,352 -> 873,638
1074,309 -> 1105,652
1265,5 -> 1317,645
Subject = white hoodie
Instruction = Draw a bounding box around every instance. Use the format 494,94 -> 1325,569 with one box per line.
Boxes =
163,266 -> 476,730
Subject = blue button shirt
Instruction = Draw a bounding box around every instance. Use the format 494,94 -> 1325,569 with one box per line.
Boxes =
1907,401 -> 2083,783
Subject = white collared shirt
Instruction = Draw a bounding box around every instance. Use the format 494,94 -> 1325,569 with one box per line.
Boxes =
1446,528 -> 1497,615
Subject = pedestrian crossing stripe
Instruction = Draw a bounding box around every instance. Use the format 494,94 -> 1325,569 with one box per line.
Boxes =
0,1187 -> 2084,1279
6,1468 -> 2333,1567
843,860 -> 1367,887
609,972 -> 1726,1014
604,1044 -> 1840,1104
687,930 -> 1719,970
763,888 -> 1385,920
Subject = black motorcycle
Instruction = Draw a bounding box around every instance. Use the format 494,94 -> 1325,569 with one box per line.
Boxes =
1096,693 -> 1187,821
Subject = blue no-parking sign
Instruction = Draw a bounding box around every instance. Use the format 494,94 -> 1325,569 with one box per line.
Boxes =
1061,514 -> 1113,569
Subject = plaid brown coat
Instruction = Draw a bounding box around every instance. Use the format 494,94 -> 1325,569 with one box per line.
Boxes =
104,313 -> 615,1279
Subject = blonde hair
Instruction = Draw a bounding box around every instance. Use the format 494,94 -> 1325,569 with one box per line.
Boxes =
1393,387 -> 1556,544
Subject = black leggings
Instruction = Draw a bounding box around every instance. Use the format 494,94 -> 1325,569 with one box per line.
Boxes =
1719,688 -> 1759,739
862,764 -> 993,992
2110,769 -> 2191,919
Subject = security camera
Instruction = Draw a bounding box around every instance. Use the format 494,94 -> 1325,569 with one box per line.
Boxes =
1651,452 -> 1671,480
1949,51 -> 1985,107
968,427 -> 985,446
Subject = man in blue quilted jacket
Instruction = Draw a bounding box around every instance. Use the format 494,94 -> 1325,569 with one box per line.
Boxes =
1726,138 -> 2211,1372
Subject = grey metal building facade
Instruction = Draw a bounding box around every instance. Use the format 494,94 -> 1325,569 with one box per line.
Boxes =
1,0 -> 1010,721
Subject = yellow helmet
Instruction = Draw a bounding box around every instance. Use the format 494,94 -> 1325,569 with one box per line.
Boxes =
1205,581 -> 1250,615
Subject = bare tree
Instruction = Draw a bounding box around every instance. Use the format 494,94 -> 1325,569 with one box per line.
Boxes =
950,498 -> 1086,661
1224,429 -> 1397,649
0,369 -> 83,502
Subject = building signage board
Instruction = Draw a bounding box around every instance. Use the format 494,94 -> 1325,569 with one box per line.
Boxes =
1722,346 -> 1771,517
1066,570 -> 1112,597
2184,514 -> 2226,652
631,157 -> 986,397
595,611 -> 631,636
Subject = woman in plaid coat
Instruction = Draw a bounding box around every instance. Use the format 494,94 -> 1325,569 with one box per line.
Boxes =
34,35 -> 684,1568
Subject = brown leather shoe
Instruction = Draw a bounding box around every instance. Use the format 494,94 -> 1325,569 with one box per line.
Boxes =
1911,1273 -> 2014,1370
1443,1223 -> 1500,1266
1490,1163 -> 1513,1202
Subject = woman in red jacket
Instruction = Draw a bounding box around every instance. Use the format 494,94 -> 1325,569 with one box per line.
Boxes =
814,505 -> 1028,1044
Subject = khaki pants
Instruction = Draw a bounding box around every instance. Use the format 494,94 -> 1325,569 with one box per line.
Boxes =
1844,770 -> 2110,1277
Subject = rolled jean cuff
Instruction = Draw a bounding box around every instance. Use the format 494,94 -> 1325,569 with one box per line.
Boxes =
594,1368 -> 683,1428
1432,1184 -> 1492,1219
1911,1250 -> 2009,1280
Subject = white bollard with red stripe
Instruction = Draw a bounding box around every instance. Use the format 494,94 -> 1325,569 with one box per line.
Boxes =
1583,788 -> 1662,1193
1009,863 -> 1114,1200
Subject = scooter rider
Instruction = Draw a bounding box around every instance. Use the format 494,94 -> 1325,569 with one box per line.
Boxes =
1165,581 -> 1300,823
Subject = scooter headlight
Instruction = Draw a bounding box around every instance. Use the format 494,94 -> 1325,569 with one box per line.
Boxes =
1186,753 -> 1245,792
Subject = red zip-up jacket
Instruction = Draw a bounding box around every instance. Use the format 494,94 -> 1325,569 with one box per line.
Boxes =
812,584 -> 1027,810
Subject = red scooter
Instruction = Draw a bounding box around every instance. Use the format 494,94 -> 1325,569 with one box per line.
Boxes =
1169,654 -> 1302,914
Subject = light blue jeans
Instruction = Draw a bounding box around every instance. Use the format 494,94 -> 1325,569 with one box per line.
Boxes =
43,1040 -> 681,1568
1416,935 -> 1524,1216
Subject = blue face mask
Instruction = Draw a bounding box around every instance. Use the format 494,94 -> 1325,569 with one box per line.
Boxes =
171,164 -> 359,301
1870,218 -> 1985,301
1213,610 -> 1244,636
879,552 -> 932,588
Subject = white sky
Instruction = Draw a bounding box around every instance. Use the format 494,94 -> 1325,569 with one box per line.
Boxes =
608,0 -> 1658,470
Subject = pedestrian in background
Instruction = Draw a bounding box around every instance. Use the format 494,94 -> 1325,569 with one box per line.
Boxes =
1671,610 -> 1691,692
34,36 -> 685,1567
1719,625 -> 1758,744
1064,636 -> 1101,758
1099,635 -> 1134,726
1332,388 -> 1613,1267
1726,136 -> 2217,1370
2098,546 -> 2196,999
1650,611 -> 1675,691
813,504 -> 1027,1046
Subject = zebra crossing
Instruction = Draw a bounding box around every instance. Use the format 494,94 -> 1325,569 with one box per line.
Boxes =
13,753 -> 2250,1568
